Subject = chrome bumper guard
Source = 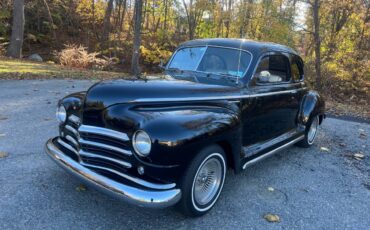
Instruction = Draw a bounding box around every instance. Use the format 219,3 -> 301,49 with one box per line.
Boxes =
45,138 -> 181,208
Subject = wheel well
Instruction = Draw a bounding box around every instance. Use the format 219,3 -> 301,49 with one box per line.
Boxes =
217,140 -> 234,170
319,114 -> 325,124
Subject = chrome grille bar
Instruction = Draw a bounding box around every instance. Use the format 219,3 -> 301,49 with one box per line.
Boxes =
65,135 -> 78,148
65,125 -> 79,137
79,125 -> 129,142
68,114 -> 81,125
57,138 -> 78,154
79,138 -> 132,156
79,150 -> 132,168
80,162 -> 176,190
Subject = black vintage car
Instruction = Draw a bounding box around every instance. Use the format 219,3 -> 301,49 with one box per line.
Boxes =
45,38 -> 325,216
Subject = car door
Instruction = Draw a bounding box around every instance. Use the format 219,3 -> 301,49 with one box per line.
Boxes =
242,52 -> 300,148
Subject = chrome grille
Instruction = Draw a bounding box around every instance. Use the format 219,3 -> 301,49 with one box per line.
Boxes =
60,115 -> 133,171
58,114 -> 176,190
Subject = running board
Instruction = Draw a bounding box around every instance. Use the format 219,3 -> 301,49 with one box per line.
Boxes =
242,135 -> 304,170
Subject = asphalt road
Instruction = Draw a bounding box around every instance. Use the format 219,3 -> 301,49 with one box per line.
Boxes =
0,80 -> 369,230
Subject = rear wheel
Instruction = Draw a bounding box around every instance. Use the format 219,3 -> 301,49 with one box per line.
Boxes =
178,145 -> 226,217
297,115 -> 319,148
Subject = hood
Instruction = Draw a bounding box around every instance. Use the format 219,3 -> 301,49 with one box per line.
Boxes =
83,76 -> 241,110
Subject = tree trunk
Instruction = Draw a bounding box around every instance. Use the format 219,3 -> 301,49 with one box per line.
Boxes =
42,0 -> 57,41
101,0 -> 114,50
6,0 -> 25,58
312,0 -> 322,89
131,0 -> 143,76
182,0 -> 195,40
163,0 -> 168,31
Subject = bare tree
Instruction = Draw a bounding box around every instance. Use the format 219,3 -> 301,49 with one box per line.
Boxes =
182,0 -> 204,40
305,0 -> 322,89
312,0 -> 321,89
101,0 -> 114,50
131,0 -> 143,76
42,0 -> 57,41
6,0 -> 25,58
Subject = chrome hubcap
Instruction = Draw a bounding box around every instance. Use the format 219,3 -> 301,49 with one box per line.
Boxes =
308,116 -> 319,144
193,158 -> 222,206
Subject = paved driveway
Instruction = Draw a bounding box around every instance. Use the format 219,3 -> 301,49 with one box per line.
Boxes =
0,80 -> 369,229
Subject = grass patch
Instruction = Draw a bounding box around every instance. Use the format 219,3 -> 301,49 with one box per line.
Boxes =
0,58 -> 129,80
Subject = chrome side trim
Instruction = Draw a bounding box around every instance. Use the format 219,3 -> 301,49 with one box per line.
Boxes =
242,135 -> 304,170
79,138 -> 132,156
80,162 -> 176,190
68,115 -> 81,125
45,138 -> 181,208
78,125 -> 129,142
65,135 -> 79,148
131,88 -> 307,103
65,125 -> 79,137
57,138 -> 78,154
79,150 -> 132,169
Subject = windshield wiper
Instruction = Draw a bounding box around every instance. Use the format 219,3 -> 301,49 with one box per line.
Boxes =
166,67 -> 183,73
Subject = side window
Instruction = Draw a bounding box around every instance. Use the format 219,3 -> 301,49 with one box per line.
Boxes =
291,57 -> 304,82
254,55 -> 290,84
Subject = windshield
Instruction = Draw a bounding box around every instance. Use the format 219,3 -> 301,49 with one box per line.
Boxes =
168,46 -> 252,78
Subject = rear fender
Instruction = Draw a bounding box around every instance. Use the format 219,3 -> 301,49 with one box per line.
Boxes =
298,90 -> 325,125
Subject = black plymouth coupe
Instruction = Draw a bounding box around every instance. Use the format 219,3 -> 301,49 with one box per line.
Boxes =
45,38 -> 325,216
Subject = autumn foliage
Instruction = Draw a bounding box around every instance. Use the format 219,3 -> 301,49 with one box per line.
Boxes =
0,0 -> 369,111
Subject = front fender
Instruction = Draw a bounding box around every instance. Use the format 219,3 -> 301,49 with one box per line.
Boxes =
103,102 -> 241,168
298,90 -> 325,125
60,91 -> 86,114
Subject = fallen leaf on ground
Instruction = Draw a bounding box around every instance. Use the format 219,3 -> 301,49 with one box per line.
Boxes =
320,147 -> 330,152
0,152 -> 9,158
359,128 -> 365,132
339,143 -> 346,147
267,187 -> 275,192
75,184 -> 87,192
0,133 -> 5,137
359,133 -> 367,139
264,214 -> 280,223
353,153 -> 365,160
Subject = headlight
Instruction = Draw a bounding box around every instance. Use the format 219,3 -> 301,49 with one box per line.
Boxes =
132,130 -> 151,157
56,105 -> 67,124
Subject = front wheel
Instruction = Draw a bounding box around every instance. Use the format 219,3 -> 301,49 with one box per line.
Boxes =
178,145 -> 226,217
297,115 -> 319,148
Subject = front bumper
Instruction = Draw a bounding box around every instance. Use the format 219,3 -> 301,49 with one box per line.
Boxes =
45,138 -> 181,208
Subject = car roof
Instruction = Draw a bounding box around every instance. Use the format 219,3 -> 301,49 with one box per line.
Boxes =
178,38 -> 299,56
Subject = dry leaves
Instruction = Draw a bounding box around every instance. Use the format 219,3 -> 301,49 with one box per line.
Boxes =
320,147 -> 330,152
267,187 -> 275,192
359,133 -> 367,139
353,153 -> 365,160
359,129 -> 367,139
264,214 -> 280,223
75,184 -> 87,192
0,151 -> 9,158
0,133 -> 5,137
